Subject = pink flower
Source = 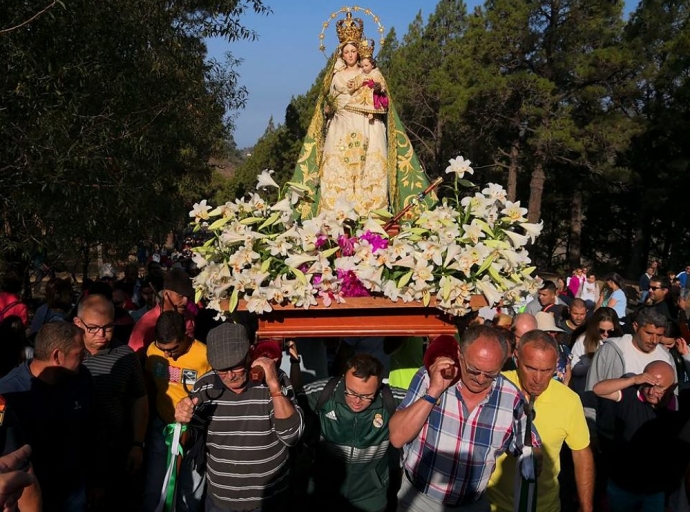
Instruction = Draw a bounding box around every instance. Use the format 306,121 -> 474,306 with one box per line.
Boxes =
315,235 -> 328,249
337,269 -> 370,297
360,231 -> 389,253
338,235 -> 358,256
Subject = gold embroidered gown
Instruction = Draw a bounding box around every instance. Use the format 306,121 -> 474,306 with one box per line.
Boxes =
319,67 -> 388,216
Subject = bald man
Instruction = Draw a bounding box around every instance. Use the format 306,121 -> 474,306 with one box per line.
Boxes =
76,294 -> 148,511
504,313 -> 538,370
594,361 -> 688,512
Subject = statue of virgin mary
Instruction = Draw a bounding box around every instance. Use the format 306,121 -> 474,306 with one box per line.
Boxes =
291,9 -> 434,219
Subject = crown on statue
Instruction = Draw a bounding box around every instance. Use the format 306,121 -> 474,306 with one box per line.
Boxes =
336,11 -> 364,44
358,38 -> 375,59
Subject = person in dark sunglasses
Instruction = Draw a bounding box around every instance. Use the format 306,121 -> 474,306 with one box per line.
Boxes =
570,307 -> 623,397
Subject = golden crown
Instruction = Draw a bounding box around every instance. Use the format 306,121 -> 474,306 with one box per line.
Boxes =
358,38 -> 375,59
336,12 -> 364,44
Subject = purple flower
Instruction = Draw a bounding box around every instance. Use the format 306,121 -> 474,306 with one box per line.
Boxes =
337,235 -> 358,257
360,231 -> 389,253
315,234 -> 328,249
337,269 -> 370,297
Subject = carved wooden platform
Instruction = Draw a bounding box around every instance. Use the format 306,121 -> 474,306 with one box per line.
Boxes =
231,295 -> 488,338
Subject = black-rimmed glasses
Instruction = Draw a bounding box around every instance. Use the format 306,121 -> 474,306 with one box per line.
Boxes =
77,317 -> 115,334
343,387 -> 377,402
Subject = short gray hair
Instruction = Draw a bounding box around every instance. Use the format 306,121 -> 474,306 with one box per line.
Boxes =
634,307 -> 668,330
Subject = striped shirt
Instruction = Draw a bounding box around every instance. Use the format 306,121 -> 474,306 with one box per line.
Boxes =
192,371 -> 303,510
399,367 -> 539,506
82,341 -> 146,478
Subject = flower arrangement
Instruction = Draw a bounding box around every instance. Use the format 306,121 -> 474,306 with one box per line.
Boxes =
190,157 -> 542,318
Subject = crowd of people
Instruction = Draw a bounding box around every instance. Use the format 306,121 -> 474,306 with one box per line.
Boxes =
0,260 -> 690,512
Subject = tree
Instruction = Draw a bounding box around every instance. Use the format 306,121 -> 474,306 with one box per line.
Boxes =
386,1 -> 470,177
0,0 -> 269,275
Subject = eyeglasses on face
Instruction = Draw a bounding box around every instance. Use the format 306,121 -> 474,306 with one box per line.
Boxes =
343,387 -> 377,402
460,354 -> 500,380
78,318 -> 115,334
154,340 -> 181,354
598,328 -> 616,336
649,286 -> 663,291
215,357 -> 248,376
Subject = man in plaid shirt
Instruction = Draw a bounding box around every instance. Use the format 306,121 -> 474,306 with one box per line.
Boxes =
390,325 -> 540,512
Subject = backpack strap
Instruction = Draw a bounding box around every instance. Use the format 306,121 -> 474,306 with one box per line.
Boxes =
380,384 -> 396,416
314,376 -> 341,412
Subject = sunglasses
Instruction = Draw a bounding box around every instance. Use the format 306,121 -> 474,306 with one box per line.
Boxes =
598,328 -> 616,336
649,286 -> 663,291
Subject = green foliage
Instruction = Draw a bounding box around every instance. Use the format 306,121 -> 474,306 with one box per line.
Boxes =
0,0 -> 268,266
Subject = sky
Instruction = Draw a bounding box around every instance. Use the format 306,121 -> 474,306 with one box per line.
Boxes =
206,1 -> 634,149
206,1 -> 485,148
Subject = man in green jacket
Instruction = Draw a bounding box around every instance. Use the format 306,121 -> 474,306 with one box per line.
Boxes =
301,353 -> 406,512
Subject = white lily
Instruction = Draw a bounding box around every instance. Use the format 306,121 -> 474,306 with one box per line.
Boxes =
256,169 -> 279,190
189,200 -> 212,222
482,183 -> 508,204
246,289 -> 273,314
501,201 -> 528,223
284,253 -> 318,269
504,229 -> 530,248
445,156 -> 474,179
520,221 -> 544,243
475,278 -> 503,307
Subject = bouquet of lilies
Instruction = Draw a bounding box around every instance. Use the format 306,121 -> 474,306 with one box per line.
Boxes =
190,156 -> 542,318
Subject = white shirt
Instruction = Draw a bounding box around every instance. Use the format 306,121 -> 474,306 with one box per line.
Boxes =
614,334 -> 675,378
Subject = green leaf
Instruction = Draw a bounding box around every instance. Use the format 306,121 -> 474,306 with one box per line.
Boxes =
475,253 -> 496,276
442,277 -> 451,300
289,266 -> 307,285
228,288 -> 239,313
208,217 -> 230,230
258,211 -> 281,230
398,271 -> 413,288
260,257 -> 272,273
319,246 -> 340,258
458,179 -> 475,188
370,209 -> 393,219
422,290 -> 431,307
239,217 -> 266,225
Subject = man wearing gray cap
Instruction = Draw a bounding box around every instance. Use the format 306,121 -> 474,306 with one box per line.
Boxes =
175,323 -> 303,511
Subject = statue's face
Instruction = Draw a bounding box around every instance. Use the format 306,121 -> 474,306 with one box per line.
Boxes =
341,43 -> 358,66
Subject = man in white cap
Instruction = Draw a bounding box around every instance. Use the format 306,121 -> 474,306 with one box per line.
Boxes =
535,311 -> 572,385
175,323 -> 303,511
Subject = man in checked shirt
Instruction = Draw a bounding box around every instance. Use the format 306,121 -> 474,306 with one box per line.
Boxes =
389,325 -> 541,512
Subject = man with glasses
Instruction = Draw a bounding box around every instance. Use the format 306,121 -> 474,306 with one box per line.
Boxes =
76,294 -> 148,511
143,311 -> 211,512
129,268 -> 195,357
487,330 -> 593,512
299,353 -> 405,512
389,325 -> 540,512
174,323 -> 303,511
644,277 -> 674,318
